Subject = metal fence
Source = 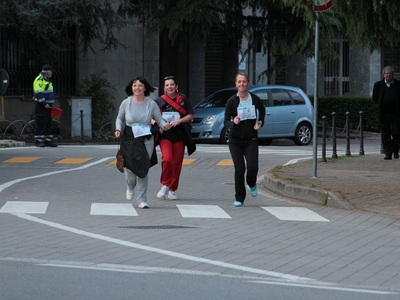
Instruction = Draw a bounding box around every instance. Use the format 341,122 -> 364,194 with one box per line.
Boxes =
1,33 -> 76,98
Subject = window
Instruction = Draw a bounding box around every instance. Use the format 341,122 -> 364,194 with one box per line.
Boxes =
271,89 -> 292,106
252,89 -> 269,106
288,91 -> 305,105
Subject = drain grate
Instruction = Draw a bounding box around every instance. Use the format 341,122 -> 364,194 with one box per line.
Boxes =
118,225 -> 199,229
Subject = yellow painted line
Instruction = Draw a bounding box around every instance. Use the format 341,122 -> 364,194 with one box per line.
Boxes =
217,159 -> 234,166
108,159 -> 117,165
3,157 -> 40,163
55,158 -> 92,164
182,158 -> 197,165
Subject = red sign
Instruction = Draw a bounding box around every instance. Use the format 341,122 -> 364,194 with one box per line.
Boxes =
304,0 -> 334,12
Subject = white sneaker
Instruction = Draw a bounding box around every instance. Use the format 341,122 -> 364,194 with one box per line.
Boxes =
126,188 -> 134,200
168,190 -> 178,200
157,185 -> 169,198
138,202 -> 149,209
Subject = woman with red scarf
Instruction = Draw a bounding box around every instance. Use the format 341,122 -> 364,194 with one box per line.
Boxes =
154,76 -> 196,200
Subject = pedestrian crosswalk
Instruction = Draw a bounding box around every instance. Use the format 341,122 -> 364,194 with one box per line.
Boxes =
0,201 -> 330,222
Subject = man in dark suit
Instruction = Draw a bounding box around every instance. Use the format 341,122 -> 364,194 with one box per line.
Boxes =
373,66 -> 400,160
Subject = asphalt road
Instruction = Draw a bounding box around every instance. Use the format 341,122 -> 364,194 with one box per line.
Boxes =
0,140 -> 399,299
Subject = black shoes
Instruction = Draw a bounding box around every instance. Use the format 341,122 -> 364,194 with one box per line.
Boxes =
384,154 -> 392,160
45,142 -> 58,147
36,142 -> 58,147
394,153 -> 399,159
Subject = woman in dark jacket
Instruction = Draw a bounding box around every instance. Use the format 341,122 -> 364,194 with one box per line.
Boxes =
224,72 -> 265,207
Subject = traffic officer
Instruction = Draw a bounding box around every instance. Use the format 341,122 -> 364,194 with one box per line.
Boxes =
33,64 -> 57,147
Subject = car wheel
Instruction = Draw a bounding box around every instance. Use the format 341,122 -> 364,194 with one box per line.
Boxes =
220,127 -> 230,144
294,123 -> 312,145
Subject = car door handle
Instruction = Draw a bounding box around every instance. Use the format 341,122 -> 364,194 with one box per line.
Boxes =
291,110 -> 295,114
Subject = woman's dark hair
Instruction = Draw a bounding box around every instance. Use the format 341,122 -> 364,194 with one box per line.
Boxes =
163,75 -> 178,86
124,76 -> 156,96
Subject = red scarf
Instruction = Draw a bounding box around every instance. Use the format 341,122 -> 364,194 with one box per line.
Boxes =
160,93 -> 187,116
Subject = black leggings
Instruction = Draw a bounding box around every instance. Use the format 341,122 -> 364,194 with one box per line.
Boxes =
228,139 -> 259,202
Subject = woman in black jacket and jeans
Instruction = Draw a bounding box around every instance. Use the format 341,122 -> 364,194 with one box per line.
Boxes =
224,72 -> 265,207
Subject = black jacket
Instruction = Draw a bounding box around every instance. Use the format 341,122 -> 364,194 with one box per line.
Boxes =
224,92 -> 266,142
372,78 -> 400,122
121,126 -> 157,178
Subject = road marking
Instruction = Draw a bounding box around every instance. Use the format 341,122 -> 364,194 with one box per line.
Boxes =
108,159 -> 117,165
90,203 -> 138,216
13,213 -> 317,282
3,157 -> 40,163
216,159 -> 234,166
262,207 -> 330,222
182,158 -> 197,165
55,158 -> 93,164
0,201 -> 330,222
0,157 -> 113,193
0,201 -> 48,214
177,205 -> 232,219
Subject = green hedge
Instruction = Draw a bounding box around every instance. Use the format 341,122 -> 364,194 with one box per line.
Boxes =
310,96 -> 378,132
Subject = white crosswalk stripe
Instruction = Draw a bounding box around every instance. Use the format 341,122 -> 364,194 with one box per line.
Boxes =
0,201 -> 330,222
90,203 -> 138,216
262,207 -> 330,222
0,201 -> 48,214
177,205 -> 231,219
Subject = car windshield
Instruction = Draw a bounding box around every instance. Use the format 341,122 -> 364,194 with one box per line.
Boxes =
196,90 -> 236,108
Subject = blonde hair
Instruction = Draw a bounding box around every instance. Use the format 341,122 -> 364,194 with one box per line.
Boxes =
235,72 -> 249,82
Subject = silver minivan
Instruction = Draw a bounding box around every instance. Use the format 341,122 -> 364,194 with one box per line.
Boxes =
191,85 -> 314,145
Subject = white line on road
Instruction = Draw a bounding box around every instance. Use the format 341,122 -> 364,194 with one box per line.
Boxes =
0,157 -> 113,193
13,213 -> 317,283
0,201 -> 48,214
262,207 -> 330,222
90,203 -> 138,216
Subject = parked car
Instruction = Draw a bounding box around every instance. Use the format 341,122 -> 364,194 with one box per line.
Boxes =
191,85 -> 314,145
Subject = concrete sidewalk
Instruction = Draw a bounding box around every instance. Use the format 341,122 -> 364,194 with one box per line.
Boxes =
262,136 -> 400,220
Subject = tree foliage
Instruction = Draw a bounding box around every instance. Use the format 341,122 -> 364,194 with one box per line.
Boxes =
333,0 -> 400,51
2,0 -> 400,77
0,0 -> 133,60
77,70 -> 116,131
126,0 -> 342,74
126,0 -> 400,73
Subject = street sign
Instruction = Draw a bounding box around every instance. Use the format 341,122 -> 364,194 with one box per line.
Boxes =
304,0 -> 334,12
0,68 -> 10,95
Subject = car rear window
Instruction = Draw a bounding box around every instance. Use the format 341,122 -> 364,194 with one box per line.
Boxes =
271,89 -> 292,106
288,90 -> 306,105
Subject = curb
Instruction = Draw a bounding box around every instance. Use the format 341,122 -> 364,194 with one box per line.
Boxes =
0,140 -> 26,148
262,172 -> 355,210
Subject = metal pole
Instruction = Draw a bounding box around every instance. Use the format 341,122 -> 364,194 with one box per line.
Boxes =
312,13 -> 319,178
359,111 -> 365,155
1,97 -> 5,121
80,109 -> 85,145
332,112 -> 338,158
321,116 -> 327,162
345,112 -> 351,156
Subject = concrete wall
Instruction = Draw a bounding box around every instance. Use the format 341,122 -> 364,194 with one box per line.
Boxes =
75,24 -> 160,126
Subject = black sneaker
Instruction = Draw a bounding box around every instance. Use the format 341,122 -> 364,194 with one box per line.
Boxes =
45,142 -> 58,147
35,143 -> 45,148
